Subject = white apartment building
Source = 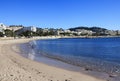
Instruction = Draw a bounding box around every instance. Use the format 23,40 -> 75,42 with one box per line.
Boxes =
0,23 -> 7,33
22,26 -> 37,32
6,26 -> 23,31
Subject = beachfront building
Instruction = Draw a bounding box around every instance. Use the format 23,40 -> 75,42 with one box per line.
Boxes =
0,23 -> 7,34
22,26 -> 37,32
0,23 -> 7,33
6,26 -> 23,32
75,29 -> 93,36
116,30 -> 120,35
14,26 -> 37,36
43,28 -> 49,33
105,30 -> 117,36
64,29 -> 71,33
55,29 -> 93,36
55,30 -> 64,36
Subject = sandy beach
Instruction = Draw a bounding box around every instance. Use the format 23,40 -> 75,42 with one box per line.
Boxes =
0,38 -> 107,81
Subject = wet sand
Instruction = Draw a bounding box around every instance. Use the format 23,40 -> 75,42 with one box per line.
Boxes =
0,38 -> 108,81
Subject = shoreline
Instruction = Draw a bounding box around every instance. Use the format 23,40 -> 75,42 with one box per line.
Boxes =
0,35 -> 120,40
0,38 -> 117,81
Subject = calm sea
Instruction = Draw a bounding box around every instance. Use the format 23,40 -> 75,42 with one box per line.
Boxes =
28,37 -> 120,75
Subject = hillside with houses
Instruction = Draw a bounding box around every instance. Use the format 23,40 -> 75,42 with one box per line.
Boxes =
0,23 -> 120,38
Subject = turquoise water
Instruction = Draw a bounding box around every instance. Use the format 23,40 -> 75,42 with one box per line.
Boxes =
29,37 -> 120,76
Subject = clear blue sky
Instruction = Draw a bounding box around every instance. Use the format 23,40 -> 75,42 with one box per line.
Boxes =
0,0 -> 120,30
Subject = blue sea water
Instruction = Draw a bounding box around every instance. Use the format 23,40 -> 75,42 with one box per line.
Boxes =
29,37 -> 120,75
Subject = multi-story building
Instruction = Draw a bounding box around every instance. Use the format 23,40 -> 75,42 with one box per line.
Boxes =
75,29 -> 93,35
22,26 -> 37,32
105,30 -> 117,36
0,23 -> 7,37
116,30 -> 120,35
0,23 -> 6,33
15,26 -> 37,35
43,28 -> 49,33
6,26 -> 23,31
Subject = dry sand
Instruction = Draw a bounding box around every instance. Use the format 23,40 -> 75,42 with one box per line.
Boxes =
0,38 -> 106,81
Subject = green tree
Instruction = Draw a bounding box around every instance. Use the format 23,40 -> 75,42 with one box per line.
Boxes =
36,28 -> 43,36
20,30 -> 32,37
4,29 -> 14,37
0,32 -> 3,37
49,29 -> 55,35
